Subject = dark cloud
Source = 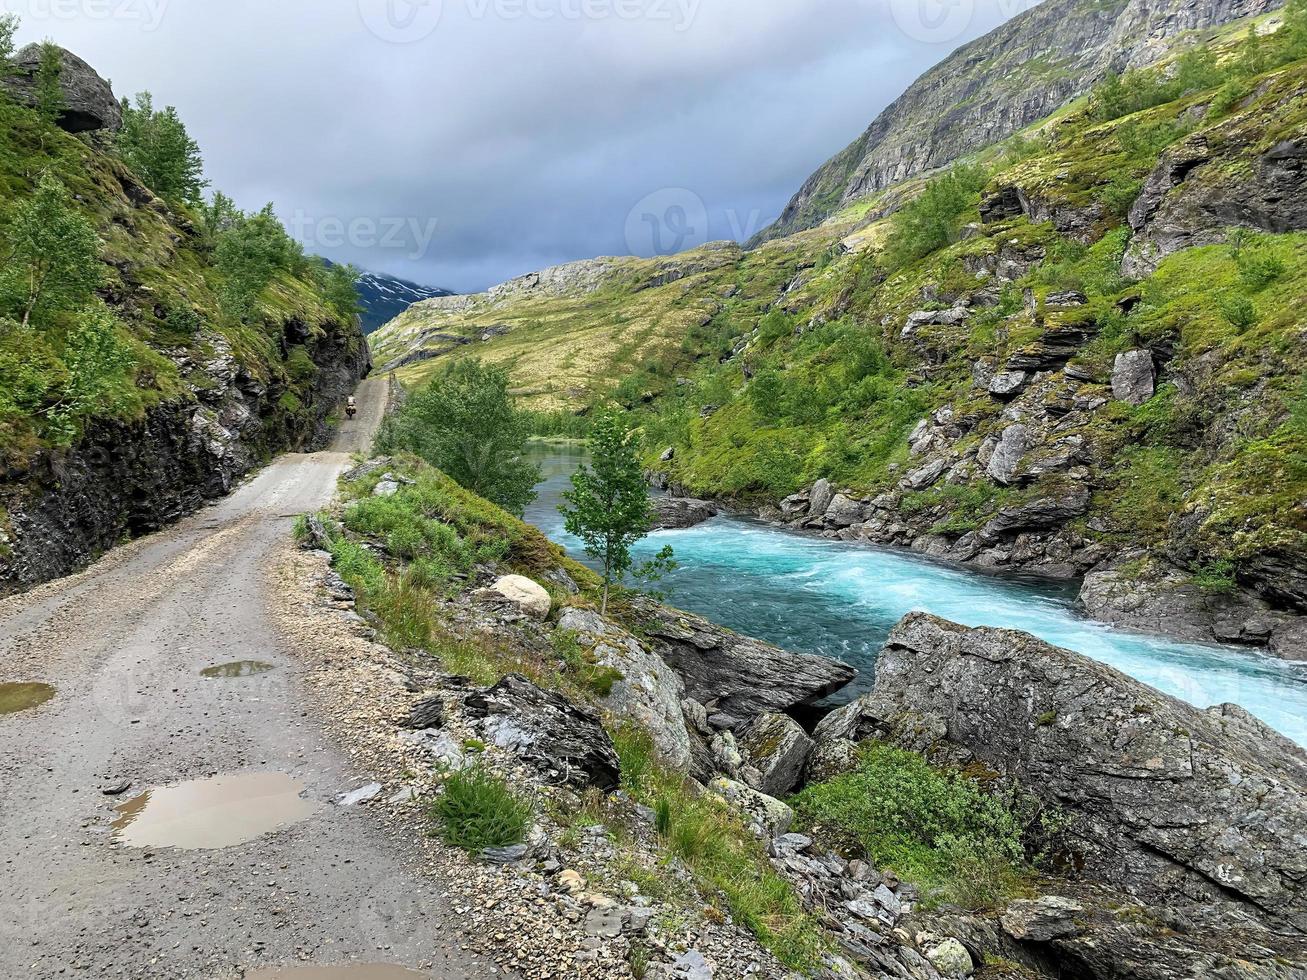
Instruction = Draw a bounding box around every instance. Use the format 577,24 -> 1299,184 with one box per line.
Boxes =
8,0 -> 1038,291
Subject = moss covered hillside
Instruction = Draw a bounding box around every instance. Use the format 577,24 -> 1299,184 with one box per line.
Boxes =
372,9 -> 1307,643
0,35 -> 369,592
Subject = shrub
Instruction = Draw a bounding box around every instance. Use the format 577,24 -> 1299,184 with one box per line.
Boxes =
882,163 -> 988,270
792,743 -> 1050,909
1193,558 -> 1239,594
1218,292 -> 1257,331
116,92 -> 207,205
432,767 -> 533,852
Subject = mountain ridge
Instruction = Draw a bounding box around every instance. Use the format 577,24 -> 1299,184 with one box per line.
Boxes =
753,0 -> 1283,244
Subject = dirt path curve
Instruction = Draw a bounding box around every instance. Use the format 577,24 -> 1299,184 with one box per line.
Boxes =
0,378 -> 496,980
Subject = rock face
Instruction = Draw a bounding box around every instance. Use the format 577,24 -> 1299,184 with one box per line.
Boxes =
843,613 -> 1307,936
556,607 -> 693,770
463,674 -> 621,791
1,45 -> 122,133
635,599 -> 856,716
0,327 -> 369,596
1123,74 -> 1307,276
755,0 -> 1277,242
650,497 -> 719,531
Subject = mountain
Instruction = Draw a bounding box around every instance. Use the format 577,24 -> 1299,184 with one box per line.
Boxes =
753,0 -> 1280,244
354,270 -> 453,334
370,7 -> 1307,658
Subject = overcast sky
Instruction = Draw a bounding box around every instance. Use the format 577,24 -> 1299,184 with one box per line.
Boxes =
9,0 -> 1038,292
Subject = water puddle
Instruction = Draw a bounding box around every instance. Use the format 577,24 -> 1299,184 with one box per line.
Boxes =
111,771 -> 316,849
246,967 -> 428,979
0,682 -> 56,715
201,660 -> 275,678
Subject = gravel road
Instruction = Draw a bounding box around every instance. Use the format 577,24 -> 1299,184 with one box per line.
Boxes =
0,378 -> 499,980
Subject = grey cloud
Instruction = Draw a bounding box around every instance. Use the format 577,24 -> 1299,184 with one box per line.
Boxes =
9,0 -> 1039,292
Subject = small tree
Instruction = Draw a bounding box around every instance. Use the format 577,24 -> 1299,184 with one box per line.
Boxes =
212,204 -> 302,321
0,173 -> 102,328
560,410 -> 655,614
377,359 -> 541,515
0,14 -> 20,76
35,41 -> 64,125
317,261 -> 363,324
116,92 -> 208,205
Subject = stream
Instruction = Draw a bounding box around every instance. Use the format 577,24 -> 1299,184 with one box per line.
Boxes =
524,445 -> 1307,745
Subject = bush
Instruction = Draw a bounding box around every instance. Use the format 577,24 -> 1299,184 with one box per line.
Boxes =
792,744 -> 1051,909
882,164 -> 988,270
1218,292 -> 1258,331
433,767 -> 533,852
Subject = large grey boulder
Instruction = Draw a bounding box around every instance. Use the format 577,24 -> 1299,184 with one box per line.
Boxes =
556,607 -> 692,769
845,612 -> 1307,936
808,478 -> 835,518
985,423 -> 1029,485
737,712 -> 814,797
823,493 -> 867,528
1,45 -> 122,133
650,497 -> 718,530
1111,350 -> 1156,405
463,674 -> 620,791
635,599 -> 856,717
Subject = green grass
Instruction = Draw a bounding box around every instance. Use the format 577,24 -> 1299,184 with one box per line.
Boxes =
791,744 -> 1056,910
610,726 -> 827,971
432,767 -> 534,852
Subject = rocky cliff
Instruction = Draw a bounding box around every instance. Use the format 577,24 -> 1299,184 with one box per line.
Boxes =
0,48 -> 370,594
812,613 -> 1307,976
755,0 -> 1283,243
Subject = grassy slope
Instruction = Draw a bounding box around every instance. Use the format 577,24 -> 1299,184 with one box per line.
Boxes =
0,95 -> 361,468
370,14 -> 1305,580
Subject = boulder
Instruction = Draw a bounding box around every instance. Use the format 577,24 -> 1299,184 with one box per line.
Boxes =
987,370 -> 1029,399
924,939 -> 972,977
978,484 -> 1090,539
1000,896 -> 1085,942
738,713 -> 814,797
851,612 -> 1307,935
823,493 -> 867,528
900,458 -> 949,492
1,44 -> 122,133
707,777 -> 794,836
1111,350 -> 1155,405
635,599 -> 856,717
650,497 -> 718,530
463,674 -> 620,790
984,424 -> 1029,486
480,575 -> 552,620
808,478 -> 835,518
557,608 -> 692,769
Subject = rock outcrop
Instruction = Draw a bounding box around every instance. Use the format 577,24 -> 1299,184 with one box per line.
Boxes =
756,0 -> 1278,242
827,612 -> 1307,937
463,673 -> 621,791
650,497 -> 719,531
634,598 -> 857,717
1,44 -> 122,133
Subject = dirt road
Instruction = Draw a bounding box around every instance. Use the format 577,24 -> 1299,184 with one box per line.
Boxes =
0,378 -> 495,979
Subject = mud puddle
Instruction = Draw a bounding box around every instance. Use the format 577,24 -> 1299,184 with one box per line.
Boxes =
0,682 -> 56,715
112,771 -> 316,849
201,660 -> 275,678
245,967 -> 428,978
